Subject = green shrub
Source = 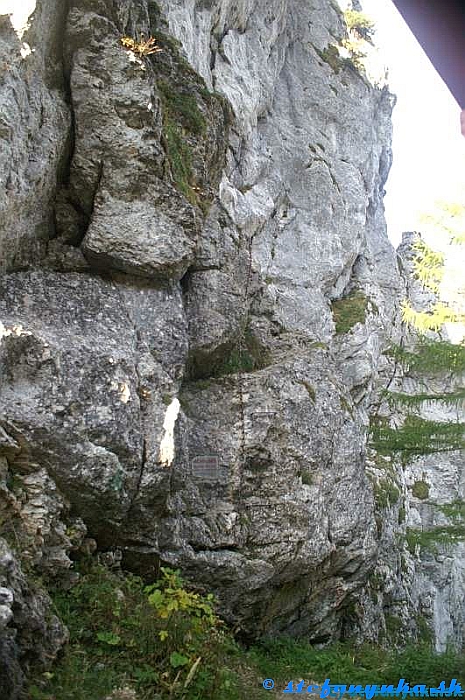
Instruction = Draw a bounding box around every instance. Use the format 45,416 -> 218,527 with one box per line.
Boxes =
27,564 -> 244,700
188,325 -> 272,380
411,480 -> 430,500
386,338 -> 465,375
385,614 -> 403,643
316,44 -> 344,73
406,525 -> 465,555
411,238 -> 445,293
163,119 -> 194,200
383,388 -> 465,409
370,415 -> 464,458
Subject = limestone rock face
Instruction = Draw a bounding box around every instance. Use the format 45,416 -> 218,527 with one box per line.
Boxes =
4,0 -> 462,693
0,0 -> 70,273
0,0 -> 398,642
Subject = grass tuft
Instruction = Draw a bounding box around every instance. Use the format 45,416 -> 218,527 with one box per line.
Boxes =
331,291 -> 368,334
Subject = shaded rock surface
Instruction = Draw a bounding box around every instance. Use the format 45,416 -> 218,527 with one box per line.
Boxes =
0,0 -> 463,695
0,0 -> 70,273
0,536 -> 68,699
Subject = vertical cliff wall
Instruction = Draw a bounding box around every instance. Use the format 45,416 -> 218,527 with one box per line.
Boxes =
358,233 -> 465,652
1,0 -> 463,694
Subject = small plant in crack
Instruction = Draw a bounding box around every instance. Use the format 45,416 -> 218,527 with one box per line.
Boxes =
120,35 -> 163,59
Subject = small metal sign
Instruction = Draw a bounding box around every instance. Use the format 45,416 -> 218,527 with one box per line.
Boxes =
191,455 -> 219,481
251,411 -> 278,419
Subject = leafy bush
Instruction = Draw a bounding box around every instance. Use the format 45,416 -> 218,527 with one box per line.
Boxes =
401,300 -> 460,332
28,562 -> 465,698
28,564 -> 244,700
383,388 -> 465,410
316,44 -> 345,73
438,500 -> 465,520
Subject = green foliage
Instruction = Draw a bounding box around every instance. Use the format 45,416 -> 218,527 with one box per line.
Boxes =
315,44 -> 344,73
315,41 -> 368,76
250,637 -> 465,687
344,10 -> 376,41
406,525 -> 465,555
402,224 -> 464,333
309,341 -> 328,350
383,388 -> 465,410
374,480 -> 400,509
331,291 -> 368,334
437,500 -> 465,520
370,416 -> 465,458
155,51 -> 212,208
387,338 -> 465,375
28,563 -> 245,700
416,615 -> 434,644
400,230 -> 464,331
301,471 -> 313,486
162,393 -> 173,406
158,81 -> 206,136
210,346 -> 255,376
163,119 -> 195,200
402,199 -> 465,330
411,480 -> 430,500
341,38 -> 368,71
385,614 -> 403,643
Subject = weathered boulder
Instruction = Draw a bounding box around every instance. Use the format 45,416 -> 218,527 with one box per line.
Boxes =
0,270 -> 188,543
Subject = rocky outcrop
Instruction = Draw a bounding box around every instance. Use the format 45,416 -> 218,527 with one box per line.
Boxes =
0,0 -> 70,273
1,0 -> 463,694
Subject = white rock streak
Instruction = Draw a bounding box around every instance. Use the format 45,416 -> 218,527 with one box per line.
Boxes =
158,398 -> 180,467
